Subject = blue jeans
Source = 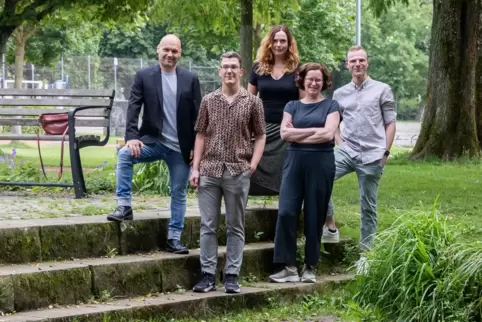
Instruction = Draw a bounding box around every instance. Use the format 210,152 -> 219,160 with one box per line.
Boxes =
116,142 -> 190,241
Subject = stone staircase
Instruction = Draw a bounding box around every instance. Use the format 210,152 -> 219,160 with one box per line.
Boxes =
0,208 -> 354,321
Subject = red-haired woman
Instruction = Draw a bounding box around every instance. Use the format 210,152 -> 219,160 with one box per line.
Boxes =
247,25 -> 304,196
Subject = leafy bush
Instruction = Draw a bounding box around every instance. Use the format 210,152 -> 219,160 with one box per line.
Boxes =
0,148 -> 43,186
397,97 -> 423,121
132,161 -> 171,195
353,201 -> 482,321
84,162 -> 116,195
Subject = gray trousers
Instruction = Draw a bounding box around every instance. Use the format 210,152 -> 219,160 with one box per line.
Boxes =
199,169 -> 250,276
327,148 -> 384,251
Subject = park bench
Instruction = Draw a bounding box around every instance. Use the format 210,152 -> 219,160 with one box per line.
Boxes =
0,89 -> 115,198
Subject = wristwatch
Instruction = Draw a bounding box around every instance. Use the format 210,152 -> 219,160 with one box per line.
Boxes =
384,150 -> 390,157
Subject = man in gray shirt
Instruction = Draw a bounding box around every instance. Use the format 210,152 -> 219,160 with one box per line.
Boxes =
322,45 -> 397,273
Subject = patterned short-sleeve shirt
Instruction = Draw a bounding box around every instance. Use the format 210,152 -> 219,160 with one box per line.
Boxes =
195,87 -> 266,178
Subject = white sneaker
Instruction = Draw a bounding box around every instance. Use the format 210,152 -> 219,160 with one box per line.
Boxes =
301,265 -> 316,283
269,267 -> 300,283
355,256 -> 369,275
321,226 -> 340,243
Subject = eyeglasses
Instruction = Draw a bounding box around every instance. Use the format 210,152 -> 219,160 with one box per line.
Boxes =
221,65 -> 240,71
305,78 -> 323,84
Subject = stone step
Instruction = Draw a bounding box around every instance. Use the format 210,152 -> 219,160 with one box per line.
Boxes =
1,274 -> 353,322
0,241 -> 352,314
0,208 -> 279,264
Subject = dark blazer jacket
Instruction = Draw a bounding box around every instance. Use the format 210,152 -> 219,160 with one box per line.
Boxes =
125,65 -> 202,164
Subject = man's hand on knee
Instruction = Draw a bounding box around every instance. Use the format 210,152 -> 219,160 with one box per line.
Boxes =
125,139 -> 145,158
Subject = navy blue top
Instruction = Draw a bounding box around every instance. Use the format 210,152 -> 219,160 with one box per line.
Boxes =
284,99 -> 340,151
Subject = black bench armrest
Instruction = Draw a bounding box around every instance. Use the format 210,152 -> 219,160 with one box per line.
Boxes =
68,104 -> 113,149
71,104 -> 112,116
76,134 -> 102,149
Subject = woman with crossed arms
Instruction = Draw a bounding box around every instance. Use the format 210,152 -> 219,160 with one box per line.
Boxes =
269,63 -> 340,283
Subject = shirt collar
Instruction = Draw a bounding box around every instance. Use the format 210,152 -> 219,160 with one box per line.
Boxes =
351,76 -> 371,90
213,86 -> 249,98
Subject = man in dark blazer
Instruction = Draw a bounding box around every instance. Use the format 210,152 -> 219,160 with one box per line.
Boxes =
106,34 -> 202,255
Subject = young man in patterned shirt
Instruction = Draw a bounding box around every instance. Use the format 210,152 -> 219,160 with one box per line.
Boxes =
189,51 -> 266,294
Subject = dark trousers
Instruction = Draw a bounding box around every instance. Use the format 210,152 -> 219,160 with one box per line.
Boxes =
273,150 -> 335,266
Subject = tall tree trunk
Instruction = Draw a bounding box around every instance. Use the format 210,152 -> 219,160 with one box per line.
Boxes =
14,28 -> 26,90
476,1 -> 482,148
253,23 -> 262,60
240,0 -> 253,87
11,25 -> 37,136
410,0 -> 481,159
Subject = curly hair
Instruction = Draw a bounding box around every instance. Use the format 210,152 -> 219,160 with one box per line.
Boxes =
254,25 -> 300,76
296,63 -> 332,91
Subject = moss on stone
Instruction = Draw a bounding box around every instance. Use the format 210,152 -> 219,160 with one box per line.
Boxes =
244,209 -> 278,243
119,219 -> 161,255
94,280 -> 348,321
239,247 -> 274,280
159,255 -> 205,292
0,227 -> 41,264
13,267 -> 92,311
41,223 -> 119,261
92,260 -> 162,298
0,276 -> 14,313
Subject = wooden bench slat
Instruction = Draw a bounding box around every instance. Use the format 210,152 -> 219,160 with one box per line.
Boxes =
0,134 -> 70,141
0,89 -> 114,97
0,108 -> 106,116
0,118 -> 109,127
0,98 -> 112,107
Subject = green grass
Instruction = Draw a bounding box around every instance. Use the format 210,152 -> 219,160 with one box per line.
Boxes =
105,150 -> 482,322
3,142 -> 482,320
333,152 -> 482,242
99,287 -> 362,322
0,143 -> 117,168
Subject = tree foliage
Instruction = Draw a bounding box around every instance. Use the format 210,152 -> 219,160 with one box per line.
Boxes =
367,0 -> 410,17
149,0 -> 300,84
283,0 -> 356,68
0,0 -> 150,55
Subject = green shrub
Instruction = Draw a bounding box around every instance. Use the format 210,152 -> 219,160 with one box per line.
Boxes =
353,201 -> 482,321
397,97 -> 423,121
132,161 -> 171,195
84,163 -> 116,195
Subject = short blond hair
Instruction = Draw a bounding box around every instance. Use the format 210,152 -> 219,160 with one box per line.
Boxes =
346,45 -> 368,59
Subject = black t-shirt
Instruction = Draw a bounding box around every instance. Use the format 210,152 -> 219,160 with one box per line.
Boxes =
249,62 -> 299,124
284,99 -> 340,151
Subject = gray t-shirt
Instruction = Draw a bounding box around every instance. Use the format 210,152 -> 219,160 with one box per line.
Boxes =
160,71 -> 180,152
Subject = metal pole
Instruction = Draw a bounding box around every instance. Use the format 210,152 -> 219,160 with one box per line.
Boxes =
32,64 -> 35,88
61,56 -> 64,81
88,55 -> 91,89
189,60 -> 192,72
140,58 -> 143,69
356,0 -> 362,45
1,54 -> 5,88
114,57 -> 118,98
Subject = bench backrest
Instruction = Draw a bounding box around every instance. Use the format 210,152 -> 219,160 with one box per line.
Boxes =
0,89 -> 115,128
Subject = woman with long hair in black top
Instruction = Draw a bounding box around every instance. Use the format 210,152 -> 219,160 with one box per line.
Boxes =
247,25 -> 304,196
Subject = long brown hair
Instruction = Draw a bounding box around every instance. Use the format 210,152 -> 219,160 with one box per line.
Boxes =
254,25 -> 300,76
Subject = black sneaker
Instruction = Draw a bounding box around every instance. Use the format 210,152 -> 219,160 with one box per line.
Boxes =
224,274 -> 240,294
193,272 -> 216,293
106,206 -> 133,222
166,239 -> 189,255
